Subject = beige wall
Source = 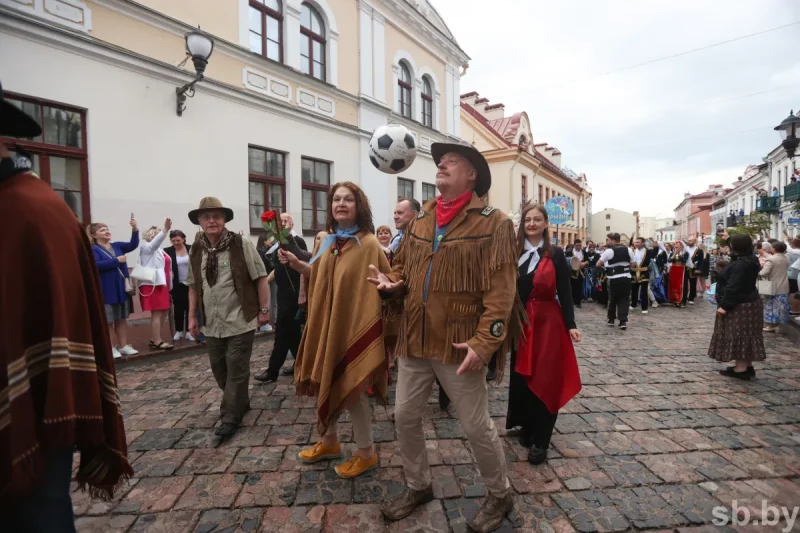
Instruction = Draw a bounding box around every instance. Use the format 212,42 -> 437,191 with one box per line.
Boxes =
460,115 -> 502,153
330,0 -> 359,95
133,0 -> 241,44
384,23 -> 447,124
85,2 -> 358,126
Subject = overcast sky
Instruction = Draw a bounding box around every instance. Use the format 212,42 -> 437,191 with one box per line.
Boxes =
432,0 -> 800,218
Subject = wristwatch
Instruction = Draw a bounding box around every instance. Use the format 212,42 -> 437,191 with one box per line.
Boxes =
260,307 -> 270,314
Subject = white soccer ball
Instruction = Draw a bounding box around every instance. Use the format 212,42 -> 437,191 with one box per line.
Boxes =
368,124 -> 417,174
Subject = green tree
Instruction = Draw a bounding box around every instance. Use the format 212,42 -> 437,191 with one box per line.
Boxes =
715,212 -> 772,246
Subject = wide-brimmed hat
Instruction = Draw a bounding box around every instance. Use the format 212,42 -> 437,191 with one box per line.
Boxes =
0,81 -> 42,138
431,142 -> 491,197
188,197 -> 234,225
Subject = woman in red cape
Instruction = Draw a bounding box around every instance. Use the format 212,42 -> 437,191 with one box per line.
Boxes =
506,203 -> 582,465
668,242 -> 689,306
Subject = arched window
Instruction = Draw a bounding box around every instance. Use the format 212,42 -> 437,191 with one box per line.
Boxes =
398,62 -> 412,118
421,77 -> 433,127
248,0 -> 282,62
300,3 -> 326,81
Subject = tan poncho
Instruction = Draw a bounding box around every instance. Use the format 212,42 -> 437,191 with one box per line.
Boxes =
295,232 -> 391,434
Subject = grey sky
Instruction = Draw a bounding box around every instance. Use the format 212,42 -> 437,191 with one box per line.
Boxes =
432,0 -> 800,218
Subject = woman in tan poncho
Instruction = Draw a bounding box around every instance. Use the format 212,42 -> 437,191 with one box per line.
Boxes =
278,182 -> 390,479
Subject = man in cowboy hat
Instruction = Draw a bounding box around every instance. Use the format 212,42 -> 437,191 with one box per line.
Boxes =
369,143 -> 523,532
0,82 -> 133,527
186,197 -> 271,440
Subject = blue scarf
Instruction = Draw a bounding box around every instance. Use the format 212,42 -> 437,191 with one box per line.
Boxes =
309,225 -> 361,264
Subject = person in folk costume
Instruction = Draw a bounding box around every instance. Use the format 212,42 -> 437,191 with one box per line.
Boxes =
649,240 -> 669,304
683,237 -> 704,304
565,238 -> 587,308
629,237 -> 657,314
282,182 -> 391,479
596,232 -> 633,329
0,81 -> 133,529
584,242 -> 601,302
668,241 -> 690,307
506,203 -> 582,465
369,143 -> 524,533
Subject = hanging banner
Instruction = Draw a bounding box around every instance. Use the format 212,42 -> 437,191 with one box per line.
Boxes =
545,196 -> 574,225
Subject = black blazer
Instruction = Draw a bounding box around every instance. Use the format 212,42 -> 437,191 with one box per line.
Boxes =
164,244 -> 191,292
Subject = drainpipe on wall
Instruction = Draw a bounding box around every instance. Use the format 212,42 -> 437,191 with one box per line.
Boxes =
509,145 -> 525,219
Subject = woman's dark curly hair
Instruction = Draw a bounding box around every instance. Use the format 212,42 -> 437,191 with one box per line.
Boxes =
325,181 -> 375,234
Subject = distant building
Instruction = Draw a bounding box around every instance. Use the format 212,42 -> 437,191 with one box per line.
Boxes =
674,186 -> 722,240
591,208 -> 636,243
656,226 -> 675,243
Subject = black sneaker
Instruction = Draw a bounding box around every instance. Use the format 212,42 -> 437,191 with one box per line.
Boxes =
618,322 -> 627,330
719,367 -> 752,380
607,319 -> 615,326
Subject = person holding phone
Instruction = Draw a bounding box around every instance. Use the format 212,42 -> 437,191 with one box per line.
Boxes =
138,218 -> 174,350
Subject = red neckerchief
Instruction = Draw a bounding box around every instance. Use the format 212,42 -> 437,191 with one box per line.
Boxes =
435,190 -> 473,226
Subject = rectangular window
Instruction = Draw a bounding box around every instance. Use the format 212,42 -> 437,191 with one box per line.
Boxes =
538,184 -> 543,204
301,157 -> 330,233
421,93 -> 433,128
422,182 -> 436,202
397,178 -> 414,200
1,93 -> 89,223
248,0 -> 283,63
521,174 -> 528,202
606,226 -> 610,231
606,214 -> 611,219
248,146 -> 286,231
546,187 -> 550,201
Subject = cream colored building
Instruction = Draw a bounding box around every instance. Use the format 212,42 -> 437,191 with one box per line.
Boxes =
458,93 -> 591,244
0,0 -> 468,248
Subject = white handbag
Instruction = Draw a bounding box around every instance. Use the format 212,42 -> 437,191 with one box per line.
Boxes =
757,278 -> 776,296
130,263 -> 157,284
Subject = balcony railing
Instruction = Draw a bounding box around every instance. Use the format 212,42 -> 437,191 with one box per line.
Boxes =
756,195 -> 781,213
785,182 -> 800,203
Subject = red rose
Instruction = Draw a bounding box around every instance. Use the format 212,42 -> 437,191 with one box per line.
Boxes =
261,211 -> 277,223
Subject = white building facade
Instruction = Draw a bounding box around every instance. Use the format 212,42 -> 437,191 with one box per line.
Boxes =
0,0 -> 469,249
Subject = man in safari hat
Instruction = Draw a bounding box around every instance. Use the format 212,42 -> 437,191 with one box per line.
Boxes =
369,142 -> 524,533
0,81 -> 133,529
186,197 -> 271,440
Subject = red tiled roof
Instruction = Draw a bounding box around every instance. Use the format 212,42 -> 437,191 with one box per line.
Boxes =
488,112 -> 523,141
475,97 -> 489,104
460,91 -> 479,98
460,103 -> 570,181
485,103 -> 505,110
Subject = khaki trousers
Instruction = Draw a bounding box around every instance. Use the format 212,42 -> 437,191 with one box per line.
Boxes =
324,393 -> 373,449
206,330 -> 255,424
395,356 -> 510,496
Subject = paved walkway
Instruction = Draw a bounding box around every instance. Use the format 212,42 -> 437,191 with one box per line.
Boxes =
75,301 -> 800,533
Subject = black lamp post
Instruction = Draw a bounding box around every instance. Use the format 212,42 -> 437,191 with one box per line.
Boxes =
774,110 -> 800,159
176,27 -> 214,117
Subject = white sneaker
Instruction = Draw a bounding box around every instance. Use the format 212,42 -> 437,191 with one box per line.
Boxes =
112,346 -> 122,359
689,301 -> 695,305
119,345 -> 139,356
642,310 -> 649,315
173,331 -> 184,341
629,306 -> 635,310
264,325 -> 274,332
185,332 -> 195,342
652,302 -> 659,308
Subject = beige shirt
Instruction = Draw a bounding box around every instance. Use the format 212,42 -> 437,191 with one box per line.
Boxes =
184,240 -> 267,338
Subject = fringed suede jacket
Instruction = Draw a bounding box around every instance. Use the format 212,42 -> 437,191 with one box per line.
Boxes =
388,193 -> 523,378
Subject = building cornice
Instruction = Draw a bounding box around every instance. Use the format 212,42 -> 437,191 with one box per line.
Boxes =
368,0 -> 469,66
86,0 -> 360,106
0,9 -> 362,137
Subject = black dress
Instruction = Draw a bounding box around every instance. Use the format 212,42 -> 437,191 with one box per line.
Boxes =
506,247 -> 576,449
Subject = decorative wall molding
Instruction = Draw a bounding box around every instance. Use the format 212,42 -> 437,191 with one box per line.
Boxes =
0,11 -> 358,138
296,87 -> 336,118
0,0 -> 91,32
242,67 -> 293,104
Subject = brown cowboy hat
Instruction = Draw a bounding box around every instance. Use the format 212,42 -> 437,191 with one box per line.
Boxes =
188,197 -> 234,225
0,81 -> 42,138
431,142 -> 491,197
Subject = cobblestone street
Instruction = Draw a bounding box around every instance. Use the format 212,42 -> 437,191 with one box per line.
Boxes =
75,302 -> 800,533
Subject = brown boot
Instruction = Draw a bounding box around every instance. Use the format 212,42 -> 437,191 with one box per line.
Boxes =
467,492 -> 514,533
380,485 -> 434,521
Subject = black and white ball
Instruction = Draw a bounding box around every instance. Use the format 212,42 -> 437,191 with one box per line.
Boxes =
368,124 -> 417,174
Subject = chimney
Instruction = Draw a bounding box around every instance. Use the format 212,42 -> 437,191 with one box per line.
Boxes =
483,103 -> 505,121
460,91 -> 479,107
474,97 -> 489,115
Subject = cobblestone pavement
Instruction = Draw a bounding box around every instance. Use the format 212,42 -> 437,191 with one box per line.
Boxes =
76,302 -> 800,532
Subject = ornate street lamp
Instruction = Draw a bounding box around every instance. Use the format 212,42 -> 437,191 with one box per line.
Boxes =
176,27 -> 214,117
774,110 -> 800,159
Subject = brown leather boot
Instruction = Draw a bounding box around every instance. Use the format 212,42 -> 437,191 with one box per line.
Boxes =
467,492 -> 514,533
380,485 -> 434,521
